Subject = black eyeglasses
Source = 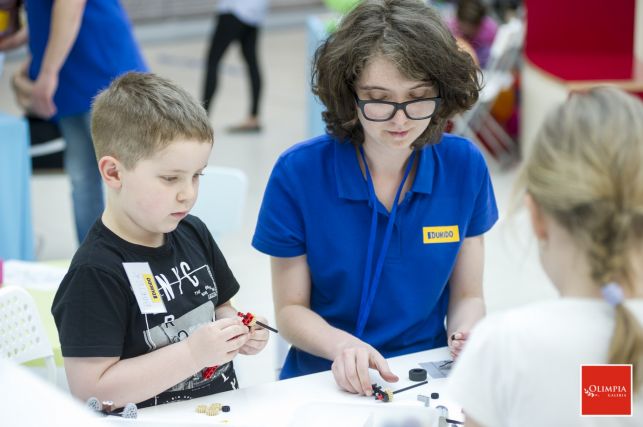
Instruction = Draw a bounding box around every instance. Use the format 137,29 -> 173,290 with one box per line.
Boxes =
354,95 -> 441,122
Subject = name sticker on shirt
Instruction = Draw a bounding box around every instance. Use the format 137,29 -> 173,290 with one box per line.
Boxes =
422,225 -> 460,244
123,262 -> 167,314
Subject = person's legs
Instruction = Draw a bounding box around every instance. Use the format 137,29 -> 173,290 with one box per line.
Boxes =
240,23 -> 262,120
58,113 -> 103,243
202,13 -> 244,112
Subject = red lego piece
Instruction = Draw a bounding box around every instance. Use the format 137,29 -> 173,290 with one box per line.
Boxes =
237,311 -> 256,327
203,365 -> 218,379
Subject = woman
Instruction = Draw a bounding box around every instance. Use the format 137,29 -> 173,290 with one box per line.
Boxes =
253,0 -> 497,395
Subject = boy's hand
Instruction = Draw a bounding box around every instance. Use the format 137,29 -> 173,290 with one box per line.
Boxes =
331,345 -> 399,396
239,315 -> 270,355
186,318 -> 249,370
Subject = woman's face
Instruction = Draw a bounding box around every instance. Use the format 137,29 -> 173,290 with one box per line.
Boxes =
354,55 -> 437,153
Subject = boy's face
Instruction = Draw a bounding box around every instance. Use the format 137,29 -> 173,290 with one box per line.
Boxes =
115,139 -> 212,245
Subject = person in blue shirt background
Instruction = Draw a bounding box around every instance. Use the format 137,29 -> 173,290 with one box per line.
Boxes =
253,0 -> 498,396
0,0 -> 147,243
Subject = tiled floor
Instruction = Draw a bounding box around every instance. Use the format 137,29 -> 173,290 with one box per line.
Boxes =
0,10 -> 556,389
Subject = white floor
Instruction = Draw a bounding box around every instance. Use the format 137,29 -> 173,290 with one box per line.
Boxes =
0,11 -> 556,389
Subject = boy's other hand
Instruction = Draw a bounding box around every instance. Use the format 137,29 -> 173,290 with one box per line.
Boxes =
239,315 -> 270,355
186,317 -> 249,370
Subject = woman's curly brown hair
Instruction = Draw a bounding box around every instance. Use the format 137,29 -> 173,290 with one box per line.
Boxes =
312,0 -> 481,148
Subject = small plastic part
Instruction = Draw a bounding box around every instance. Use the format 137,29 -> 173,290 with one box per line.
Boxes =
86,397 -> 102,412
436,405 -> 448,417
431,392 -> 440,399
121,403 -> 138,419
196,405 -> 207,413
222,405 -> 231,412
203,365 -> 219,379
417,394 -> 430,407
237,311 -> 257,327
206,407 -> 220,416
102,401 -> 115,413
86,397 -> 136,419
371,383 -> 394,402
409,368 -> 427,381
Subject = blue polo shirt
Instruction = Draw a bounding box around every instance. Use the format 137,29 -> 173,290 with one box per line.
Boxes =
26,0 -> 147,119
253,133 -> 498,379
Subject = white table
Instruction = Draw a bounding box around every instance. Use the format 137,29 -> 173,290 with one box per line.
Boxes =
105,347 -> 462,427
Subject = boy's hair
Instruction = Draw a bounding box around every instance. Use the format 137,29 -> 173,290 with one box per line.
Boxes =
521,87 -> 643,389
91,72 -> 213,169
312,0 -> 480,148
456,0 -> 487,27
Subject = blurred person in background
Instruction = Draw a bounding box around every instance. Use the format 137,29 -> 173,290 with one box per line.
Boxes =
0,0 -> 147,244
447,0 -> 498,68
202,0 -> 269,133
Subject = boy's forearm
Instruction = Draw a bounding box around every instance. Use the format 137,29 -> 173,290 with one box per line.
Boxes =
215,300 -> 238,319
68,340 -> 200,408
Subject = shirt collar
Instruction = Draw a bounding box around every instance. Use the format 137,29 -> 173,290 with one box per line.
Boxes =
334,140 -> 436,201
335,140 -> 369,201
412,144 -> 435,195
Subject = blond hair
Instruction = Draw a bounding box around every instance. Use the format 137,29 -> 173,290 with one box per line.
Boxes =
91,72 -> 213,169
519,87 -> 643,389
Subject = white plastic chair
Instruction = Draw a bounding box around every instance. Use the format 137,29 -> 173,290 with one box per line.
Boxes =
190,166 -> 248,238
452,17 -> 525,166
0,286 -> 56,383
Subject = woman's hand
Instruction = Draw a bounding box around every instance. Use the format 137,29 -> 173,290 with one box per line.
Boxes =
448,331 -> 470,360
239,315 -> 270,355
331,345 -> 399,395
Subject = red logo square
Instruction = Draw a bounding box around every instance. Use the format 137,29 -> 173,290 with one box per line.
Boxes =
581,364 -> 632,416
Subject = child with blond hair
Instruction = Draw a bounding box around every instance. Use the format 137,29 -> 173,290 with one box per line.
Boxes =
448,87 -> 643,425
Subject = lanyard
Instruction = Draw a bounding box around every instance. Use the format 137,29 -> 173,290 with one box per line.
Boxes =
355,146 -> 416,338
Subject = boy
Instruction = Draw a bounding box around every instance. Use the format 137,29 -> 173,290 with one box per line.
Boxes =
52,72 -> 269,408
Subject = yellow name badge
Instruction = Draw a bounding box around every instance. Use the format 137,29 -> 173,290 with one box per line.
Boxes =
423,225 -> 460,244
143,274 -> 161,302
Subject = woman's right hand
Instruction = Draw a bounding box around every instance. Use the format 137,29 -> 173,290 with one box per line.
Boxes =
331,345 -> 399,396
186,317 -> 249,370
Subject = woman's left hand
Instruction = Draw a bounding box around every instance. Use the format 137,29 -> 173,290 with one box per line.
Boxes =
239,315 -> 270,355
448,331 -> 470,360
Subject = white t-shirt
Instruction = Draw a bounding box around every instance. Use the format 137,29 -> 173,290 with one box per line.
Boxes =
218,0 -> 269,26
446,298 -> 643,426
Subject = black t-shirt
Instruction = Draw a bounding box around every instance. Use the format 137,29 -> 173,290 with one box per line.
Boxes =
52,215 -> 240,407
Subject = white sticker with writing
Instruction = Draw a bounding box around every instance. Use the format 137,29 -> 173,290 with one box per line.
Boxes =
123,262 -> 167,314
